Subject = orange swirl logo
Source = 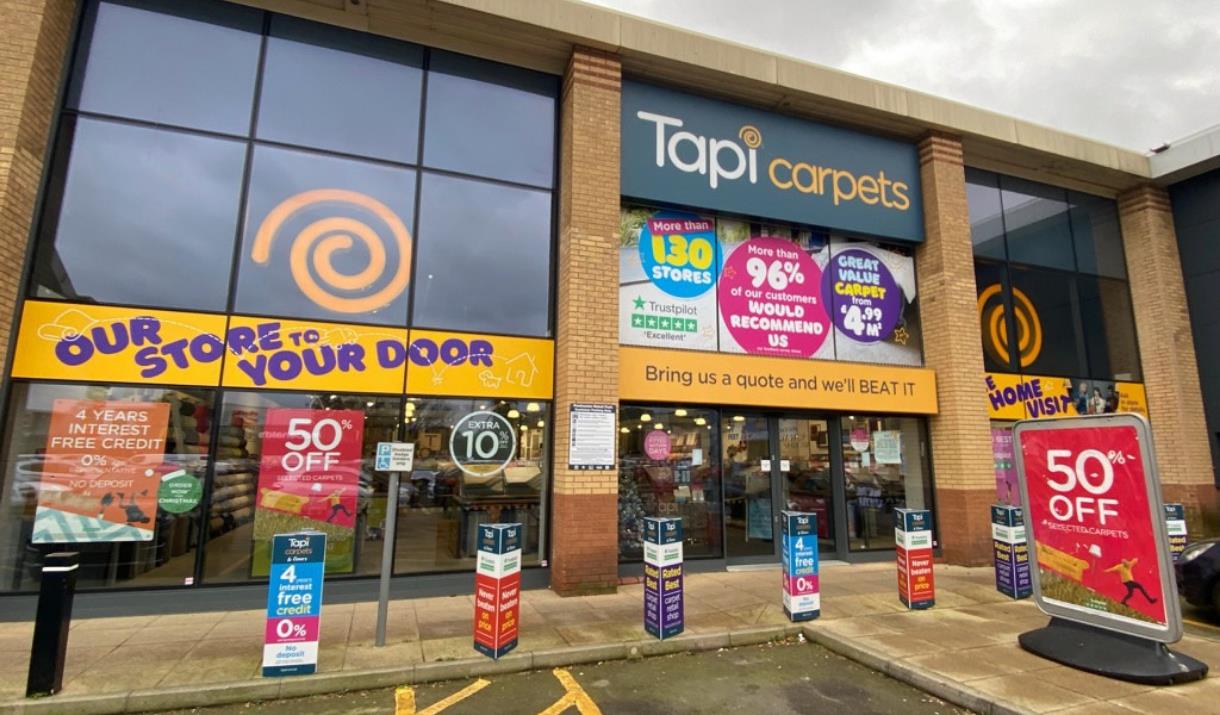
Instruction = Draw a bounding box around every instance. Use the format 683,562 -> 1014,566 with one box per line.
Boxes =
977,283 -> 1042,368
738,125 -> 762,149
252,189 -> 413,314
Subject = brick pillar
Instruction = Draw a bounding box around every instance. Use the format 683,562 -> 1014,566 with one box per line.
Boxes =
915,132 -> 996,565
549,48 -> 621,595
1118,185 -> 1218,534
0,0 -> 74,375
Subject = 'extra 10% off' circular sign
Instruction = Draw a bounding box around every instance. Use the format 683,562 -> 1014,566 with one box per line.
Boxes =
450,411 -> 518,476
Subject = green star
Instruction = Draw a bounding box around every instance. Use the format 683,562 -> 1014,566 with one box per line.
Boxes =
633,296 -> 646,310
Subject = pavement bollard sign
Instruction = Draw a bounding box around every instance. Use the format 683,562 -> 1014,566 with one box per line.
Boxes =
474,523 -> 522,660
263,532 -> 326,677
992,504 -> 1032,599
780,511 -> 820,622
643,517 -> 684,639
1165,504 -> 1187,562
26,552 -> 79,698
895,508 -> 935,609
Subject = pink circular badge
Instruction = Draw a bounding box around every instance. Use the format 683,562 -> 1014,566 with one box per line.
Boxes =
643,430 -> 671,461
719,237 -> 829,357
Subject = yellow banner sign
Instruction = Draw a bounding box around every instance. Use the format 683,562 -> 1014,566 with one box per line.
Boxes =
405,329 -> 553,400
985,372 -> 1147,421
12,302 -> 555,400
620,346 -> 938,414
222,316 -> 408,394
11,301 -> 227,387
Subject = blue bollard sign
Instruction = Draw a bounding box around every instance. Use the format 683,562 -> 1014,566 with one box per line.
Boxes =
643,517 -> 683,639
263,532 -> 326,677
992,504 -> 1031,599
1165,504 -> 1187,562
895,508 -> 935,609
780,511 -> 820,621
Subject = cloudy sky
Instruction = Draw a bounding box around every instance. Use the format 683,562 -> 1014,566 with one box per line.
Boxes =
585,0 -> 1220,152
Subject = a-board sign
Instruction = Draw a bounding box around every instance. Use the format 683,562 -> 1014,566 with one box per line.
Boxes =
375,442 -> 415,472
1014,413 -> 1183,643
895,508 -> 935,609
1164,504 -> 1187,562
780,511 -> 820,621
473,523 -> 521,659
992,504 -> 1032,599
643,517 -> 684,639
263,532 -> 326,677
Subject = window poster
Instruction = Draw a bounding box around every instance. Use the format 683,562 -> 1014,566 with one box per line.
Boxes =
618,206 -> 922,366
619,207 -> 719,351
33,399 -> 171,543
826,237 -> 921,366
252,408 -> 365,576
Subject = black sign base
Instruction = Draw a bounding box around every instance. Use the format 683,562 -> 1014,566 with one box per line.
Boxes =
1019,617 -> 1208,685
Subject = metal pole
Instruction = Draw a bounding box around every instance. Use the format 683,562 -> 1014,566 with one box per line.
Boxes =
375,471 -> 400,647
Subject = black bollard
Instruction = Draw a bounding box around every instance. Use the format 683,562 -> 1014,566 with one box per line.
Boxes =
26,552 -> 79,698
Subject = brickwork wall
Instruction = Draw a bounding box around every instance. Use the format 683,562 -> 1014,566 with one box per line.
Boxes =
0,0 -> 74,377
1118,185 -> 1218,528
915,132 -> 996,565
550,47 -> 622,595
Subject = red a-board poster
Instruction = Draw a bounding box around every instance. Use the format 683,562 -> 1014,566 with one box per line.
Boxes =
1018,418 -> 1170,630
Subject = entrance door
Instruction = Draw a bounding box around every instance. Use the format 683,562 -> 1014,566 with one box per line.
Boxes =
721,413 -> 775,562
722,413 -> 844,564
776,417 -> 838,556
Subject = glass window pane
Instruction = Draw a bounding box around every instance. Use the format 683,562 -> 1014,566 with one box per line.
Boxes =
70,0 -> 261,135
966,168 -> 1006,260
412,173 -> 551,336
975,261 -> 1016,373
1069,191 -> 1127,278
841,415 -> 932,552
618,405 -> 722,561
32,117 -> 246,311
1077,275 -> 1141,381
203,391 -> 401,582
234,145 -> 416,325
257,16 -> 423,163
398,398 -> 548,573
423,51 -> 557,187
1000,175 -> 1075,270
0,382 -> 213,592
1008,266 -> 1088,377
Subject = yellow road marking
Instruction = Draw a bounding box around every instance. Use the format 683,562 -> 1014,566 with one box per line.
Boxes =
395,678 -> 491,715
538,668 -> 603,715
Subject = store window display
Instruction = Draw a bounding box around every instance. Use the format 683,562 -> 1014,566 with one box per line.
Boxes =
203,391 -> 401,581
399,399 -> 548,573
840,415 -> 932,551
618,406 -> 722,561
0,382 -> 214,591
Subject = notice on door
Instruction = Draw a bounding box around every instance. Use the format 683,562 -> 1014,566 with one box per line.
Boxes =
33,399 -> 170,543
568,403 -> 616,470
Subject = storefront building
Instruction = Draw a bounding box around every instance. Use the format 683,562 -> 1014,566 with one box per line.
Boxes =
0,0 -> 1214,604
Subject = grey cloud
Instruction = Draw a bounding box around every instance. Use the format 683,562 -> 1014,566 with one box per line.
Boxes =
587,0 -> 1220,150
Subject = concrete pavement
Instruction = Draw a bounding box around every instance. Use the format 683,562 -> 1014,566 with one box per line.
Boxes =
1,563 -> 1218,714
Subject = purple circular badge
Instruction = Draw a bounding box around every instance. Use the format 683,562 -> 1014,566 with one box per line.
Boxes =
825,248 -> 901,342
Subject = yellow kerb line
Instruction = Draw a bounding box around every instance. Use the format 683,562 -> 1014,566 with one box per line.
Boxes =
395,678 -> 490,715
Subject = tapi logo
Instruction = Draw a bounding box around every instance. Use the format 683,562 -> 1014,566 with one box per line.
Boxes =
977,283 -> 1042,368
253,189 -> 413,315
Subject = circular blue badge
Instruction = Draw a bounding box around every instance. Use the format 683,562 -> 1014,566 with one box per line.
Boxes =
637,211 -> 720,298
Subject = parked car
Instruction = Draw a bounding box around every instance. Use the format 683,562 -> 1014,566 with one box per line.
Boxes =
1175,538 -> 1220,612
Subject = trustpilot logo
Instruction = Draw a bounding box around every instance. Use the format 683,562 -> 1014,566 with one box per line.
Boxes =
636,111 -> 911,210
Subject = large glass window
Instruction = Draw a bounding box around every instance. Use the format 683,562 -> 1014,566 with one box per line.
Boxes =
43,0 -> 557,333
233,145 -> 417,325
0,382 -> 213,592
618,406 -> 722,561
423,51 -> 557,188
398,398 -> 548,573
203,391 -> 402,582
69,0 -> 262,135
841,415 -> 932,552
32,117 -> 246,311
969,169 -> 1141,385
412,174 -> 552,335
257,16 -> 424,163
